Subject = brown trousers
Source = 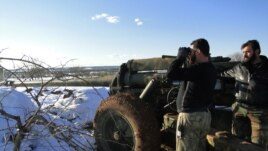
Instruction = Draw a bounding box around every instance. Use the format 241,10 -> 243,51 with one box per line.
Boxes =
232,102 -> 268,149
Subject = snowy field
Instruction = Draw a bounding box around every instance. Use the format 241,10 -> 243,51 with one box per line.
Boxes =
0,86 -> 109,151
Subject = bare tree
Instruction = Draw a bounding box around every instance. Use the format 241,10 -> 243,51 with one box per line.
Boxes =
0,55 -> 100,151
228,52 -> 243,61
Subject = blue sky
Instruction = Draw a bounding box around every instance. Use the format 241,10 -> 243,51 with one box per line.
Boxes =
1,0 -> 268,68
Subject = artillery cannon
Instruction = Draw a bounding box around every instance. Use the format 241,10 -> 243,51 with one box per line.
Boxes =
94,55 -> 264,151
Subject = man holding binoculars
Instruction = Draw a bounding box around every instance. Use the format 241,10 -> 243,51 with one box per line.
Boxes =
167,38 -> 217,151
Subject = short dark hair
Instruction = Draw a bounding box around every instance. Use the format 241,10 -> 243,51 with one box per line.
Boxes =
191,38 -> 210,57
241,40 -> 261,54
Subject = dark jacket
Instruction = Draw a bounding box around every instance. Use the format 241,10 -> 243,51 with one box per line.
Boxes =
222,55 -> 268,107
167,58 -> 217,112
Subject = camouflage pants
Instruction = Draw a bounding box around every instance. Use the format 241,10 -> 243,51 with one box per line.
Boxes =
232,102 -> 268,149
176,111 -> 211,151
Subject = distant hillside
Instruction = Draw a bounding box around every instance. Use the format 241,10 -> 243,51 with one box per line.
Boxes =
1,66 -> 120,87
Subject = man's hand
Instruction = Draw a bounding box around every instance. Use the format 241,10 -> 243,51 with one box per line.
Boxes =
177,47 -> 191,59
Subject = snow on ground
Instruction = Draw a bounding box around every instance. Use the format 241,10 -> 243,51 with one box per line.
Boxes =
0,86 -> 109,151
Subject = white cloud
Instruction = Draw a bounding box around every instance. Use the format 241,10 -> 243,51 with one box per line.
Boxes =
91,13 -> 120,24
134,18 -> 140,22
98,13 -> 109,19
134,18 -> 143,26
136,22 -> 143,26
106,16 -> 120,24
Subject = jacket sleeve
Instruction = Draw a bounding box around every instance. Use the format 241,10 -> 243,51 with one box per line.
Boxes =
220,64 -> 239,78
167,58 -> 185,80
167,58 -> 201,81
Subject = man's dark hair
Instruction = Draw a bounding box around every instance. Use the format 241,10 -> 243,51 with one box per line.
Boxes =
191,38 -> 210,57
241,39 -> 261,54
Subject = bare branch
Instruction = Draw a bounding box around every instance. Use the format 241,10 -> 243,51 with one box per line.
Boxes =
0,54 -> 103,151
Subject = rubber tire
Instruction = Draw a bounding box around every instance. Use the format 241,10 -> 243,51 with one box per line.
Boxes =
94,93 -> 160,151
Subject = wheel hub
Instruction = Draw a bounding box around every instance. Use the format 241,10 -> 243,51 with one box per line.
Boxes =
113,131 -> 121,141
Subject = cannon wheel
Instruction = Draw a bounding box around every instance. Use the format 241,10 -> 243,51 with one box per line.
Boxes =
94,93 -> 160,151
